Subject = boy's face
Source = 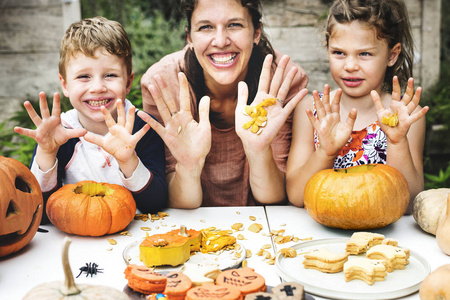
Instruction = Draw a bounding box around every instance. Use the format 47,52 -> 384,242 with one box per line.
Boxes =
59,49 -> 133,134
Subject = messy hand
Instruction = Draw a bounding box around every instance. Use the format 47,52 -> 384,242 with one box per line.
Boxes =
137,72 -> 211,170
236,54 -> 308,153
372,77 -> 429,144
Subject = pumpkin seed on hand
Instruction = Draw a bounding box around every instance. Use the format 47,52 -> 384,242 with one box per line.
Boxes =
382,112 -> 399,127
242,97 -> 277,134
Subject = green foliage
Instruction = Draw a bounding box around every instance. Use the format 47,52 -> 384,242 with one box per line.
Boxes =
424,164 -> 450,189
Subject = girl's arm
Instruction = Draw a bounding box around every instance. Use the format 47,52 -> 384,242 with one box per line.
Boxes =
286,88 -> 357,207
372,77 -> 429,213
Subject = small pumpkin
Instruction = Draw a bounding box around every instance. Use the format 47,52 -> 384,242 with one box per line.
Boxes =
23,237 -> 129,299
168,225 -> 202,252
413,188 -> 449,235
139,231 -> 191,267
419,264 -> 450,299
436,193 -> 450,255
303,164 -> 409,230
0,156 -> 43,257
46,180 -> 136,236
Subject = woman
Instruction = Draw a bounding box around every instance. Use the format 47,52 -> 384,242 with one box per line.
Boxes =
138,0 -> 308,208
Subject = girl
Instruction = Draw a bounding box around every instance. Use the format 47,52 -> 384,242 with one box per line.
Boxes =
286,0 -> 428,212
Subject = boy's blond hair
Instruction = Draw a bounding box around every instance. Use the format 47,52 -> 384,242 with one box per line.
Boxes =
59,16 -> 132,79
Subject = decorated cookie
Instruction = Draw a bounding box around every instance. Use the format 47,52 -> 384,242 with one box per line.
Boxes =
366,244 -> 410,272
124,264 -> 167,294
186,285 -> 242,300
181,263 -> 221,286
345,232 -> 385,255
245,292 -> 279,299
164,271 -> 193,300
216,267 -> 266,297
272,282 -> 305,300
344,257 -> 387,285
303,247 -> 349,273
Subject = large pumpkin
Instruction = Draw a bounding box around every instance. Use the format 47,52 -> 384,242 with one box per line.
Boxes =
303,164 -> 409,230
0,156 -> 43,257
46,180 -> 136,236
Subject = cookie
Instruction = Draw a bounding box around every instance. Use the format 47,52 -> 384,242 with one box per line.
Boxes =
303,247 -> 349,273
272,282 -> 305,300
345,232 -> 385,254
344,257 -> 387,285
164,271 -> 193,300
186,285 -> 243,300
181,263 -> 221,286
216,267 -> 266,297
245,292 -> 279,299
124,264 -> 167,294
366,244 -> 410,272
381,238 -> 398,246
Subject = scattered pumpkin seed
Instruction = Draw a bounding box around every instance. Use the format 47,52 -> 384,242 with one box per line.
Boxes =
107,239 -> 117,245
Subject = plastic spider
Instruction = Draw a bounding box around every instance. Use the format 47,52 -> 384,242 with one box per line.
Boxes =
76,262 -> 103,278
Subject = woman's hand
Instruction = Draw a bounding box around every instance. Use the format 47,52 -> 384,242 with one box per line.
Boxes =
305,85 -> 357,157
137,72 -> 211,171
371,76 -> 429,144
235,54 -> 308,154
84,99 -> 149,176
14,91 -> 87,155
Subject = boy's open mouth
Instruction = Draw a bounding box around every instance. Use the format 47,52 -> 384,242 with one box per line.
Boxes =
86,99 -> 112,107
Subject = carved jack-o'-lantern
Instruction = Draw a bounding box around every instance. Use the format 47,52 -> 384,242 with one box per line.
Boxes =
216,267 -> 267,296
0,156 -> 43,257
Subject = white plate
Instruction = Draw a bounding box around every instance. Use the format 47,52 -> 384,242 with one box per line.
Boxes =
123,239 -> 245,272
276,238 -> 430,300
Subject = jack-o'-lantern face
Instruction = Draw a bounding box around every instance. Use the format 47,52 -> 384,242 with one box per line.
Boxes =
216,267 -> 266,296
0,156 -> 43,257
186,285 -> 241,299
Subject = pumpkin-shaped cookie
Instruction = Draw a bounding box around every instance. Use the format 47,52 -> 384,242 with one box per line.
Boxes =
124,264 -> 167,294
186,285 -> 242,300
164,271 -> 193,300
216,267 -> 266,297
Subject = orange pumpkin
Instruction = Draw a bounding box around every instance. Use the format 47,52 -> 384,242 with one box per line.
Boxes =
0,156 -> 43,257
303,164 -> 409,230
46,180 -> 136,236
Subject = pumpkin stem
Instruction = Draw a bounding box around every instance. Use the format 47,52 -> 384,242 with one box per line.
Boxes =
179,225 -> 189,237
60,237 -> 81,295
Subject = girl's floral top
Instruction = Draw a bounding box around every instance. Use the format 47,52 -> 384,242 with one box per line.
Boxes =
313,97 -> 387,169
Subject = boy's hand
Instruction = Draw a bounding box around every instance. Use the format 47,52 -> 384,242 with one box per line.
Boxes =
83,99 -> 149,176
14,92 -> 87,155
372,77 -> 429,144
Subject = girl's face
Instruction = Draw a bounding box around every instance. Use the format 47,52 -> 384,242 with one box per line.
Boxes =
59,49 -> 133,134
187,0 -> 261,92
328,20 -> 400,99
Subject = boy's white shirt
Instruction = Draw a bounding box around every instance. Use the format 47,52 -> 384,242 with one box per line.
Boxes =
31,99 -> 151,193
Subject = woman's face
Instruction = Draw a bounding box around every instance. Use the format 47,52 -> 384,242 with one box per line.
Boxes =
187,0 -> 261,91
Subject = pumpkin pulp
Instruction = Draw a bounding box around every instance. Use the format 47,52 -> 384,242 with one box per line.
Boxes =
140,233 -> 191,267
73,182 -> 112,197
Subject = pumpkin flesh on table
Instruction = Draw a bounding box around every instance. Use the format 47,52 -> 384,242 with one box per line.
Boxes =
304,164 -> 409,230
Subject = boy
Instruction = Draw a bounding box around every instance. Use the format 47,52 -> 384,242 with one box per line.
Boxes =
14,17 -> 167,223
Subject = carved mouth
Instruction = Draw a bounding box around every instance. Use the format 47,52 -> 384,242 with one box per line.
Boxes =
0,204 -> 41,246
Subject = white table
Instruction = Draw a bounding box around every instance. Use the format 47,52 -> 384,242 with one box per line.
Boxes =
265,205 -> 450,300
0,207 -> 280,299
1,206 -> 449,299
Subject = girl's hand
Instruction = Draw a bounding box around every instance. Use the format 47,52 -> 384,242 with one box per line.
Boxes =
83,99 -> 149,165
137,72 -> 211,170
236,54 -> 308,153
372,76 -> 429,144
306,85 -> 357,157
14,92 -> 87,155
